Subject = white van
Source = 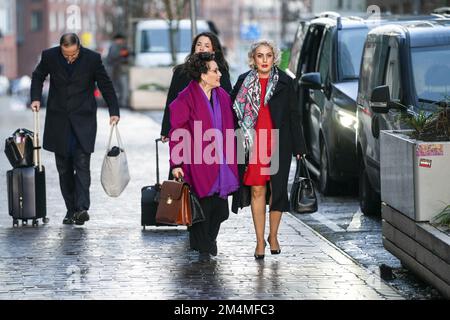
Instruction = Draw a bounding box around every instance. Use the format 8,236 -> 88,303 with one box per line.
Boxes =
134,19 -> 211,67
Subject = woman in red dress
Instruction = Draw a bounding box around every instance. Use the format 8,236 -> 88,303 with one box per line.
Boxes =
231,40 -> 307,259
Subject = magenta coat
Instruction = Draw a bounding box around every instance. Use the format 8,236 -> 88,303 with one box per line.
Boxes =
169,81 -> 239,199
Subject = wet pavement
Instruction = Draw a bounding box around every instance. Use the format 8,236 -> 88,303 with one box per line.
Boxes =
291,184 -> 444,300
0,96 -> 412,299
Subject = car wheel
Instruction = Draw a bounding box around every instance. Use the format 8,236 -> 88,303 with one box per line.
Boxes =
319,142 -> 337,196
359,160 -> 381,215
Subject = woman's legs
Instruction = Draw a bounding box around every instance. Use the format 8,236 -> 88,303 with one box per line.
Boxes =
189,195 -> 229,255
268,181 -> 282,251
251,185 -> 267,255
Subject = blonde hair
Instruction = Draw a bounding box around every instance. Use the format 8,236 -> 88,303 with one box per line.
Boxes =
247,39 -> 281,69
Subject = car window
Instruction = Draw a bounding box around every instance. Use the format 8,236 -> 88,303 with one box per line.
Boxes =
317,30 -> 332,84
298,25 -> 325,76
384,45 -> 401,100
358,38 -> 389,101
288,22 -> 308,76
141,27 -> 207,53
338,28 -> 369,80
411,45 -> 450,106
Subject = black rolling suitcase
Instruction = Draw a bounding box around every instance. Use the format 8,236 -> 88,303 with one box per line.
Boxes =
141,138 -> 164,229
6,111 -> 48,227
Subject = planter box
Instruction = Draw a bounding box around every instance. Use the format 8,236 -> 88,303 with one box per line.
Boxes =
128,66 -> 171,110
380,130 -> 450,222
382,203 -> 450,298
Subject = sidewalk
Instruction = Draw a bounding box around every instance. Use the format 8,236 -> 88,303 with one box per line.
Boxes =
0,96 -> 403,299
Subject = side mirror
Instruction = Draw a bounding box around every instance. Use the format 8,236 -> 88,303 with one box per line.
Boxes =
370,85 -> 390,114
300,72 -> 323,90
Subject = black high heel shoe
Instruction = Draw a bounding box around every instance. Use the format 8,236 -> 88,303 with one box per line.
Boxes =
267,235 -> 281,255
254,241 -> 267,260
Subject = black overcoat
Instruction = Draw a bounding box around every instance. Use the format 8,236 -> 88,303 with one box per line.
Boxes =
160,64 -> 232,137
231,68 -> 307,213
30,46 -> 120,156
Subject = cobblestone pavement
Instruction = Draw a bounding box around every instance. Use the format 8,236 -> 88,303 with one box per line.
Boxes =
0,96 -> 403,299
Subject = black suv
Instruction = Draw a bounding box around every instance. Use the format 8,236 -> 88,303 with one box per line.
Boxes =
356,19 -> 450,215
287,14 -> 375,195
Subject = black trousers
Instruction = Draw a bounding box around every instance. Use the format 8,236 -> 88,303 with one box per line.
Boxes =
55,147 -> 91,214
189,195 -> 229,254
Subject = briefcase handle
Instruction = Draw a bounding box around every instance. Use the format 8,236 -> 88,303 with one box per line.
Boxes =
32,110 -> 42,172
155,138 -> 161,185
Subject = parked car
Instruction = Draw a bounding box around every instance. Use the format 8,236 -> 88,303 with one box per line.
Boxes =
288,13 -> 374,195
134,19 -> 212,67
288,12 -> 445,196
356,18 -> 450,215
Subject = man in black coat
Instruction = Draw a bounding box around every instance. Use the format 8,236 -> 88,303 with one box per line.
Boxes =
30,33 -> 120,225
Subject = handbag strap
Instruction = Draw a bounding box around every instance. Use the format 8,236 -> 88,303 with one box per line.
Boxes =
295,156 -> 312,181
155,138 -> 161,185
106,123 -> 124,153
301,155 -> 312,180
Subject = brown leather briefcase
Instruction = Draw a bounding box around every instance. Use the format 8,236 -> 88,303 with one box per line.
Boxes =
155,180 -> 192,226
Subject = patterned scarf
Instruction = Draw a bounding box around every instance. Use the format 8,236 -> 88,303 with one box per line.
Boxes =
232,67 -> 279,154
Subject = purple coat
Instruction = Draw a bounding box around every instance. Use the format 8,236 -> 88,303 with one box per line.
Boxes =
169,81 -> 239,199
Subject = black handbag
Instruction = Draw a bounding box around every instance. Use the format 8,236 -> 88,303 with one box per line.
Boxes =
290,156 -> 318,214
190,191 -> 205,224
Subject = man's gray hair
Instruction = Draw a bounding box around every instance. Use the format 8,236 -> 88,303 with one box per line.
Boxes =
247,39 -> 281,69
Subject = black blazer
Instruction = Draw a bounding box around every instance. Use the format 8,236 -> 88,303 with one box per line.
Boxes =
160,64 -> 232,136
231,68 -> 307,213
31,46 -> 119,156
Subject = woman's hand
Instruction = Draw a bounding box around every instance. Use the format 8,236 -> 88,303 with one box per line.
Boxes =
172,167 -> 184,179
161,135 -> 169,143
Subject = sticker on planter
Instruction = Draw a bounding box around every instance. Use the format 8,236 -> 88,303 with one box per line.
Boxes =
416,144 -> 444,157
419,158 -> 432,168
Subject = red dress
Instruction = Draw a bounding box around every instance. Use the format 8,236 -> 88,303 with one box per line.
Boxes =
243,77 -> 274,186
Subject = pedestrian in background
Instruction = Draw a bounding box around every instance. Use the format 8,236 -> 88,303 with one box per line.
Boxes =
106,33 -> 129,108
169,52 -> 239,260
30,33 -> 120,225
231,40 -> 307,259
160,32 -> 232,143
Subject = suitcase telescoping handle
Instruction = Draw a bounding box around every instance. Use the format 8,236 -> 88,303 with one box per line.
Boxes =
33,110 -> 42,172
155,138 -> 161,185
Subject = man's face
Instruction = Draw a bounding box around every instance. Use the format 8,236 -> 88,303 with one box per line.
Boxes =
61,44 -> 80,64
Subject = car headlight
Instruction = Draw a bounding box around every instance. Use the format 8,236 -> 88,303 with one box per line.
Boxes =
337,109 -> 358,131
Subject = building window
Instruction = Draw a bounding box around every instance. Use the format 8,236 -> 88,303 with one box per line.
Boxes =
31,11 -> 43,32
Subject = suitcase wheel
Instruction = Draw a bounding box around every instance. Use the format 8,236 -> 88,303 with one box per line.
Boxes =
13,219 -> 19,228
32,220 -> 39,227
142,225 -> 146,231
22,220 -> 28,226
43,217 -> 49,224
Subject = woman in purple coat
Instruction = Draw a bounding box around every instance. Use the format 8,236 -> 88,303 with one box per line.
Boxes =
169,52 -> 239,259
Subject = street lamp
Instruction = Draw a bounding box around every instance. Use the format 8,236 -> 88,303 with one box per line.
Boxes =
190,0 -> 197,39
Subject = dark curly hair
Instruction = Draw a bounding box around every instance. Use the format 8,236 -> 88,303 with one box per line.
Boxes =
184,52 -> 216,82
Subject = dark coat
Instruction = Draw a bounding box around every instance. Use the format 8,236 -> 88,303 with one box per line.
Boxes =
231,68 -> 307,213
31,46 -> 120,156
160,64 -> 232,137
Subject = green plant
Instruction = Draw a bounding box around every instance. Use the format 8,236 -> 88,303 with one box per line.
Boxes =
400,101 -> 450,141
433,204 -> 450,227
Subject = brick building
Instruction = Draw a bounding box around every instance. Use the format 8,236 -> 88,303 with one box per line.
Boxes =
0,0 -> 18,79
16,0 -> 113,78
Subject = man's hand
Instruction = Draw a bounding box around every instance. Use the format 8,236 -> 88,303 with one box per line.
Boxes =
31,101 -> 41,112
110,116 -> 120,125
